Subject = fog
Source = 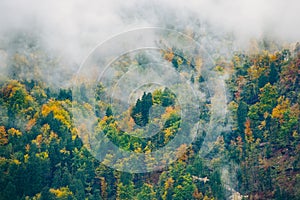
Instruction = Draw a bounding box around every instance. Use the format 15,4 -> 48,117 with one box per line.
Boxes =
0,0 -> 299,66
1,0 -> 298,192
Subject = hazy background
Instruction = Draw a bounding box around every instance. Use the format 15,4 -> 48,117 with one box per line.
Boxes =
0,0 -> 299,65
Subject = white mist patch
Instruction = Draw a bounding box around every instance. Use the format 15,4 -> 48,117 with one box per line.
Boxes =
0,0 -> 299,67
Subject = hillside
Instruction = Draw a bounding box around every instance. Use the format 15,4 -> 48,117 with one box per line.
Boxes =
0,41 -> 299,199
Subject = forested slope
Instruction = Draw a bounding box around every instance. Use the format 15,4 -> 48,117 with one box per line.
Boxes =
0,43 -> 299,199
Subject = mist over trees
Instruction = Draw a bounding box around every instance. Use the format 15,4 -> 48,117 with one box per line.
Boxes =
0,29 -> 299,200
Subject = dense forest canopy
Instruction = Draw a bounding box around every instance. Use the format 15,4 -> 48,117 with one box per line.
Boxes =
0,29 -> 299,200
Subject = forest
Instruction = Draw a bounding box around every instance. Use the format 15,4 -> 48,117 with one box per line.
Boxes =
0,36 -> 300,200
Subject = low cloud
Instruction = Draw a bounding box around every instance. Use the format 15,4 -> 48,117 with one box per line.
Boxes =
0,0 -> 298,66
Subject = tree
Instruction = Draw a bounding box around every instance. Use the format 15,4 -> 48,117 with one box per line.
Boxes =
49,187 -> 75,200
1,182 -> 17,200
172,175 -> 195,200
131,92 -> 153,126
161,88 -> 176,107
0,126 -> 8,145
269,62 -> 279,85
237,101 -> 248,132
137,183 -> 156,200
116,182 -> 134,200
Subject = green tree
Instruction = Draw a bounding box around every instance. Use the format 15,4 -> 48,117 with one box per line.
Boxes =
137,183 -> 156,200
131,92 -> 153,126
